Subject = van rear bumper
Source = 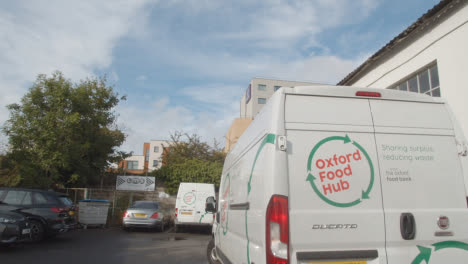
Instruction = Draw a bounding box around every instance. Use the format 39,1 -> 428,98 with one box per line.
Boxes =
296,249 -> 378,262
175,223 -> 212,227
174,220 -> 212,227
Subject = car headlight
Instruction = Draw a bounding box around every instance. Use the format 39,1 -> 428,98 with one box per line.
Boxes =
0,217 -> 18,223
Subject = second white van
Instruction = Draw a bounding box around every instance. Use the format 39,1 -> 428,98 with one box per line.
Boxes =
174,182 -> 215,232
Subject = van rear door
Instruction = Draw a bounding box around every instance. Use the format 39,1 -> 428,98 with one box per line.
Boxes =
177,185 -> 197,223
285,95 -> 387,264
194,184 -> 214,225
370,99 -> 468,264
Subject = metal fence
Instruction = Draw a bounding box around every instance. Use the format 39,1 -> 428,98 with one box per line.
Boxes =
61,188 -> 176,227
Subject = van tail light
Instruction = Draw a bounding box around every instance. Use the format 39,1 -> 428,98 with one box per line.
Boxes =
175,208 -> 178,218
150,212 -> 159,219
51,207 -> 66,213
356,91 -> 381,98
266,195 -> 289,264
123,211 -> 129,218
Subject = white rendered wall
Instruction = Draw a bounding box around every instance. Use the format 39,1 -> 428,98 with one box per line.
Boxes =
148,140 -> 170,171
124,155 -> 145,170
350,4 -> 468,139
240,94 -> 247,118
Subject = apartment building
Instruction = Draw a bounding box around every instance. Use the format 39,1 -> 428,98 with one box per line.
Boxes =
240,78 -> 321,118
225,78 -> 320,152
121,140 -> 170,174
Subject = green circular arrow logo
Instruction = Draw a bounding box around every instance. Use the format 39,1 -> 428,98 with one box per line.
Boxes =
306,135 -> 374,208
183,192 -> 196,205
412,241 -> 468,264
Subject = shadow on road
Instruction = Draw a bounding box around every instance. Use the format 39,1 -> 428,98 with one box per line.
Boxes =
1,227 -> 211,264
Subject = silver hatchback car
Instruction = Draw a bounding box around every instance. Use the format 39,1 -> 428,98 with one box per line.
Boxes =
122,201 -> 165,231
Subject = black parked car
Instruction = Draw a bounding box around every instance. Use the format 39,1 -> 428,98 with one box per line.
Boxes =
0,188 -> 77,242
0,209 -> 31,245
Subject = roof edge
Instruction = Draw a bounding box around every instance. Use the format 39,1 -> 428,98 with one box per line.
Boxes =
338,0 -> 462,85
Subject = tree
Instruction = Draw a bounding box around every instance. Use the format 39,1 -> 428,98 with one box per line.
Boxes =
152,132 -> 225,194
100,150 -> 132,188
2,71 -> 126,188
0,154 -> 21,187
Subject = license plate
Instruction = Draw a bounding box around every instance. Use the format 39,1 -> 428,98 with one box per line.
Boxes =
181,212 -> 193,215
22,228 -> 31,235
306,260 -> 367,264
134,213 -> 146,217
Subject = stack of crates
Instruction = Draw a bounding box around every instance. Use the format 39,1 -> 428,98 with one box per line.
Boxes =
78,199 -> 110,229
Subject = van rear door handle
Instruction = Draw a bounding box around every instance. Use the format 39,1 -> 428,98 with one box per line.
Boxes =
400,212 -> 416,240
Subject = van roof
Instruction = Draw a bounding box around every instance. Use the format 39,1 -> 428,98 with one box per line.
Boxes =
224,85 -> 446,166
179,182 -> 215,186
283,86 -> 443,104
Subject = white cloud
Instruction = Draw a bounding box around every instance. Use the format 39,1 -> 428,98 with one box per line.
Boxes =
138,0 -> 379,84
180,84 -> 244,106
0,0 -> 383,154
109,71 -> 120,83
116,93 -> 239,153
152,0 -> 380,51
136,75 -> 148,81
263,55 -> 369,85
0,0 -> 153,139
110,0 -> 379,153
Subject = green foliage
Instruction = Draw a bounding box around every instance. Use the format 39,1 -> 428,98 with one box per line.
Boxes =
152,132 -> 225,194
164,131 -> 225,164
2,71 -> 126,188
0,154 -> 21,187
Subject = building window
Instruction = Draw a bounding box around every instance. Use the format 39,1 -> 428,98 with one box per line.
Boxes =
258,98 -> 267,104
390,64 -> 440,97
127,161 -> 138,170
153,160 -> 159,167
274,86 -> 281,91
145,149 -> 149,162
154,146 -> 159,153
258,84 -> 266,91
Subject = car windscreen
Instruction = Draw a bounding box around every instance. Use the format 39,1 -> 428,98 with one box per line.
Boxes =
58,196 -> 73,206
131,201 -> 159,209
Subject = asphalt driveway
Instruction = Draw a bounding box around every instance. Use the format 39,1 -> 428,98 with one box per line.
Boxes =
0,227 -> 211,264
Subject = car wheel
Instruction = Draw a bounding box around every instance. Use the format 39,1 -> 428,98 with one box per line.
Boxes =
207,238 -> 220,264
160,223 -> 165,232
30,220 -> 45,242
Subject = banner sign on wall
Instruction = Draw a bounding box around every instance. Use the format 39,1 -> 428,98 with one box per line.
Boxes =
116,176 -> 155,191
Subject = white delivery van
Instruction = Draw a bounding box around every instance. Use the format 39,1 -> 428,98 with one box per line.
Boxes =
206,86 -> 468,264
174,182 -> 216,232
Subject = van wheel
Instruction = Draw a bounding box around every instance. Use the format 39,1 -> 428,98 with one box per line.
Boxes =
174,224 -> 179,233
30,220 -> 45,242
207,238 -> 220,264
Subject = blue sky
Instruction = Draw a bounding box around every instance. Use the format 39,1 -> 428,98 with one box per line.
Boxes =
0,0 -> 440,154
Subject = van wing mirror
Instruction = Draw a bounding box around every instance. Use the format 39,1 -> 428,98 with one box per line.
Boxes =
205,196 -> 216,213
